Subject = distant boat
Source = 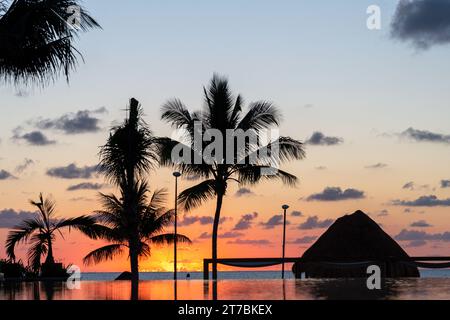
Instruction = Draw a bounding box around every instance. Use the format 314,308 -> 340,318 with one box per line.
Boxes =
292,210 -> 420,278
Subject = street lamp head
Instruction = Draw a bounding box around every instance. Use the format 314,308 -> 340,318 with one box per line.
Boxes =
173,172 -> 181,178
282,204 -> 289,210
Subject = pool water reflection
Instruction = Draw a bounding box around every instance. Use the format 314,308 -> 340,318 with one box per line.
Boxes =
1,278 -> 450,300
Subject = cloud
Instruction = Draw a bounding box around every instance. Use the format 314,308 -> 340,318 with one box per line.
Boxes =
405,240 -> 427,247
392,195 -> 450,207
391,0 -> 450,50
377,209 -> 389,217
0,209 -> 36,228
46,163 -> 99,179
235,188 -> 254,197
226,239 -> 272,246
220,231 -> 245,239
305,132 -> 343,146
306,187 -> 365,201
403,181 -> 415,190
291,210 -> 303,217
179,215 -> 212,227
441,180 -> 450,188
233,212 -> 258,230
33,108 -> 107,134
15,158 -> 35,174
69,197 -> 94,202
67,182 -> 106,191
395,229 -> 450,241
0,170 -> 15,180
260,215 -> 288,229
410,220 -> 432,228
315,166 -> 327,170
400,128 -> 450,144
288,236 -> 318,244
197,231 -> 244,240
198,232 -> 211,240
298,216 -> 334,230
13,130 -> 56,146
402,181 -> 430,191
179,215 -> 230,227
365,163 -> 388,169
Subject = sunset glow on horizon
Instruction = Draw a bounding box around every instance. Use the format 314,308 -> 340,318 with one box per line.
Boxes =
1,0 -> 450,273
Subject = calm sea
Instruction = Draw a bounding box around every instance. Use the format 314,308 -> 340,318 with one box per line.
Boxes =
1,269 -> 450,300
80,269 -> 450,281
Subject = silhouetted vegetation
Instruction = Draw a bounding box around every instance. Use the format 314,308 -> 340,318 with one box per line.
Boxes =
158,74 -> 306,287
0,0 -> 100,86
5,193 -> 99,276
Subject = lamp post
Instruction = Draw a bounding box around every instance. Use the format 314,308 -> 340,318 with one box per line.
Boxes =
281,204 -> 289,279
173,172 -> 181,282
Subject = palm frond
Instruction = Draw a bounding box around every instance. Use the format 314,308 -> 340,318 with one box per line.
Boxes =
178,179 -> 217,211
141,209 -> 174,237
149,233 -> 192,246
99,98 -> 158,186
53,215 -> 100,238
237,101 -> 281,131
27,236 -> 48,272
161,99 -> 198,141
154,136 -> 213,178
147,188 -> 168,213
243,136 -> 306,167
236,165 -> 298,187
0,0 -> 101,86
5,218 -> 43,260
83,244 -> 124,266
203,74 -> 235,131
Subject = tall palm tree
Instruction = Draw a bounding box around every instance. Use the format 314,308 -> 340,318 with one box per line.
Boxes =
97,98 -> 159,285
5,193 -> 99,272
0,0 -> 100,86
83,183 -> 191,268
158,74 -> 306,285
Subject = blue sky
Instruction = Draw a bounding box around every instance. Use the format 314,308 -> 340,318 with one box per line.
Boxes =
1,1 -> 450,269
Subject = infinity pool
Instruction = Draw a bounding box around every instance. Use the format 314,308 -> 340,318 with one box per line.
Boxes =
1,278 -> 450,300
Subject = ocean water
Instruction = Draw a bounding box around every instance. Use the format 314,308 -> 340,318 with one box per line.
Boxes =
79,269 -> 450,281
1,270 -> 449,300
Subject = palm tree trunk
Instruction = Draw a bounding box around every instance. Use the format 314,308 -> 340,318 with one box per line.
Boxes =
212,192 -> 224,279
45,238 -> 55,265
211,192 -> 224,301
129,243 -> 139,300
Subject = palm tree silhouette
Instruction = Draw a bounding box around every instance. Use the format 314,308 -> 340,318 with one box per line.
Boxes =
0,0 -> 100,86
95,98 -> 160,288
5,193 -> 98,273
158,74 -> 306,287
83,183 -> 191,267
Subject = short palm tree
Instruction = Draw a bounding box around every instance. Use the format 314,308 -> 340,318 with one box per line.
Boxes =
0,0 -> 100,86
83,183 -> 191,267
97,98 -> 159,284
5,193 -> 99,272
158,74 -> 306,283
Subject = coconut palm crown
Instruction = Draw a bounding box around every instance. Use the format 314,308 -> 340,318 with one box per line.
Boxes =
0,0 -> 101,86
83,184 -> 191,266
5,193 -> 99,272
158,74 -> 306,283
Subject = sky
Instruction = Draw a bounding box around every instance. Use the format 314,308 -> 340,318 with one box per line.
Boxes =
0,0 -> 450,272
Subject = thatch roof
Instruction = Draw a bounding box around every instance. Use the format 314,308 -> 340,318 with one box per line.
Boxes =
292,210 -> 420,278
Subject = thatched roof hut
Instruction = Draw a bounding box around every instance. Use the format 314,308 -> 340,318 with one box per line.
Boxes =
292,210 -> 419,278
